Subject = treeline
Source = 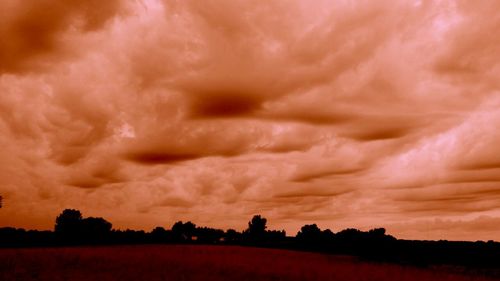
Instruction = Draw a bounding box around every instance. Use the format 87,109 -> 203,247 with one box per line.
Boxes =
1,209 -> 500,271
0,211 -> 288,247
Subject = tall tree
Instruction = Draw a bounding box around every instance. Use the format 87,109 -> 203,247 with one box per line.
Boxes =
81,217 -> 112,242
171,221 -> 196,242
244,215 -> 268,243
247,215 -> 267,236
54,209 -> 83,240
0,195 -> 3,208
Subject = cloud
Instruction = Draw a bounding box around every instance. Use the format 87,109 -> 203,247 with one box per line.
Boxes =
158,195 -> 194,208
188,91 -> 262,118
0,0 -> 125,73
272,184 -> 353,199
391,183 -> 500,216
63,155 -> 127,189
388,216 -> 500,241
119,119 -> 256,165
434,2 -> 500,84
1,0 -> 500,241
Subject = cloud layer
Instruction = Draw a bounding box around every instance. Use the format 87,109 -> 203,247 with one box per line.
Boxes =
1,0 -> 500,241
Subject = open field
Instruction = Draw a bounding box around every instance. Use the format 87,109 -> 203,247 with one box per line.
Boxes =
0,245 -> 496,281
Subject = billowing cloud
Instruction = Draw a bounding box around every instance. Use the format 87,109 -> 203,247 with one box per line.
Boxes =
0,0 -> 499,241
0,0 -> 125,73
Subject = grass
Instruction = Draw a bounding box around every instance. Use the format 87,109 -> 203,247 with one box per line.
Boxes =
0,245 -> 496,281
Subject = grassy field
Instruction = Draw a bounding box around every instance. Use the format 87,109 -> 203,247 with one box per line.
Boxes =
0,245 -> 496,281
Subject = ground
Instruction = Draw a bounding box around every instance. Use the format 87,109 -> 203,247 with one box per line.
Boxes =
0,245 -> 495,281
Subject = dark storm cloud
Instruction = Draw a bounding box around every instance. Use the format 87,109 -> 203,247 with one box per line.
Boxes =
291,168 -> 366,183
0,0 -> 125,73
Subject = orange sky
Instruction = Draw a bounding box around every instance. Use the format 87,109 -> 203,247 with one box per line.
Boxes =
1,0 -> 500,241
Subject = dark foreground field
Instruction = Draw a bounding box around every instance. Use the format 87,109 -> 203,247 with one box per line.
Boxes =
0,245 -> 496,281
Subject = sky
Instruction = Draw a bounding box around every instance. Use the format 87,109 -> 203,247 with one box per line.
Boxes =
0,0 -> 500,241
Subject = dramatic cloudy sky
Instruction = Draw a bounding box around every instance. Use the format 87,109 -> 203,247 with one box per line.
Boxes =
1,0 -> 500,241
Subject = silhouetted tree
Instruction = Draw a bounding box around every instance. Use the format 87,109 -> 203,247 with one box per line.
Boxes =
335,228 -> 362,241
195,227 -> 224,244
0,227 -> 26,246
54,209 -> 83,241
112,229 -> 147,244
0,195 -> 3,208
296,224 -> 334,250
224,229 -> 242,244
266,229 -> 287,243
81,217 -> 112,243
171,221 -> 196,242
247,215 -> 267,235
54,209 -> 112,244
323,229 -> 335,239
151,226 -> 167,235
297,224 -> 322,242
150,227 -> 170,243
243,215 -> 268,243
368,228 -> 386,237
